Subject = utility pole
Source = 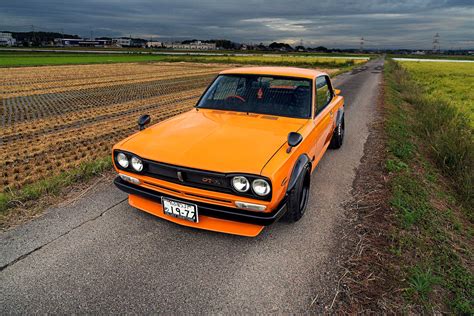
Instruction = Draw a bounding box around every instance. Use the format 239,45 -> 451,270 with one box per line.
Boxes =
432,33 -> 440,53
90,30 -> 93,40
360,37 -> 364,52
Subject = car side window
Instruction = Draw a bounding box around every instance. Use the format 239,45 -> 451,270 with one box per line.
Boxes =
315,76 -> 333,115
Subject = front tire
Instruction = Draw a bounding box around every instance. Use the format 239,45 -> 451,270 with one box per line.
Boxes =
282,164 -> 311,222
329,115 -> 344,149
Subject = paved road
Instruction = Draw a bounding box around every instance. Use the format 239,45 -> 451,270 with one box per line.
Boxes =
1,59 -> 384,313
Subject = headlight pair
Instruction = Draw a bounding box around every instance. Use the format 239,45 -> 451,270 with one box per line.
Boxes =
116,152 -> 143,172
231,176 -> 271,196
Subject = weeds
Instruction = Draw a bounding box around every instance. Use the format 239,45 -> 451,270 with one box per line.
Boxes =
384,59 -> 473,314
0,156 -> 112,216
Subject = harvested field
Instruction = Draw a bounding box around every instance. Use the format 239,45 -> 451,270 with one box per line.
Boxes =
0,61 -> 340,193
0,62 -> 231,192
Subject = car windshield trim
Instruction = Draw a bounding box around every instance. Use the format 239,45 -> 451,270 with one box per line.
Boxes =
196,74 -> 313,119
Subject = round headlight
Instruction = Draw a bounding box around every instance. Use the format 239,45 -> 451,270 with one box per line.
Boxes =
117,153 -> 129,168
232,176 -> 250,192
131,156 -> 143,172
252,179 -> 271,196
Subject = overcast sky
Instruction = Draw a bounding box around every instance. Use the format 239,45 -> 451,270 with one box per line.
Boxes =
1,0 -> 473,49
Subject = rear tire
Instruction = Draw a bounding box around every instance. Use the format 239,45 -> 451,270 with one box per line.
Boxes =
329,115 -> 344,149
282,164 -> 311,223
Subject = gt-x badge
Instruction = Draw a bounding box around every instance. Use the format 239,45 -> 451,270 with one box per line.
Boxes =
202,177 -> 221,186
177,171 -> 184,182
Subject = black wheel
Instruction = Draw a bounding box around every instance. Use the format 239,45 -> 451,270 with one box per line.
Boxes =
329,115 -> 344,149
282,164 -> 311,222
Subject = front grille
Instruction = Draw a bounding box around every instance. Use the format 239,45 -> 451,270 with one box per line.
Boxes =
143,159 -> 234,194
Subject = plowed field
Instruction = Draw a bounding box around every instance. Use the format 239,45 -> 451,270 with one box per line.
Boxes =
0,62 -> 232,191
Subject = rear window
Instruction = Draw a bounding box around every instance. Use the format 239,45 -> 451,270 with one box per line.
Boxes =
197,74 -> 312,118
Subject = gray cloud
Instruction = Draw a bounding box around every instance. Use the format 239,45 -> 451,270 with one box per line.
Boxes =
1,0 -> 473,48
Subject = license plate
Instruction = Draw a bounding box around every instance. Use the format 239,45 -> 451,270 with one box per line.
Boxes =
162,197 -> 198,223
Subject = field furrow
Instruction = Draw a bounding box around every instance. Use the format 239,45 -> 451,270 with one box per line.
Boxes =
0,62 -> 228,191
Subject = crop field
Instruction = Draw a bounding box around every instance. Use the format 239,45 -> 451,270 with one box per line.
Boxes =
0,51 -> 367,69
400,61 -> 474,124
0,62 -> 231,193
0,61 -> 343,196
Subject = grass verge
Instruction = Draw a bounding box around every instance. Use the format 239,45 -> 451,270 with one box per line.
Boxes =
0,157 -> 112,228
337,59 -> 472,313
384,59 -> 472,313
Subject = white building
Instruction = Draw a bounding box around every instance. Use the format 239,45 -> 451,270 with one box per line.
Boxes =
146,41 -> 162,48
0,32 -> 16,46
113,38 -> 132,47
165,40 -> 216,50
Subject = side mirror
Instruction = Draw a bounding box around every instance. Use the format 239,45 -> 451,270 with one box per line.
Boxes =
138,114 -> 151,130
334,89 -> 341,95
287,132 -> 303,153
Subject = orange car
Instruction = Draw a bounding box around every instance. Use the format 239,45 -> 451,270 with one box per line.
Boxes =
113,67 -> 345,237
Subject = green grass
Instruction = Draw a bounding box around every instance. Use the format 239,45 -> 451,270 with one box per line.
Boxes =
0,51 -> 367,69
0,52 -> 169,67
0,157 -> 112,224
389,54 -> 474,61
384,59 -> 473,313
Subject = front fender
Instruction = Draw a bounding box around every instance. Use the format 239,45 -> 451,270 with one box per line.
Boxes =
287,154 -> 310,193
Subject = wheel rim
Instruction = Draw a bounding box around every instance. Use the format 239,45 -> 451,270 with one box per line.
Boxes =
339,121 -> 344,140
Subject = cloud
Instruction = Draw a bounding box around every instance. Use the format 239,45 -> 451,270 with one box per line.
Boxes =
1,0 -> 473,48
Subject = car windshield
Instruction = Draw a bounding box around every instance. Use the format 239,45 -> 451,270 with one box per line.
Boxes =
197,74 -> 312,118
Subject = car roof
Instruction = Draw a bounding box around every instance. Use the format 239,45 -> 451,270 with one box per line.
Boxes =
219,66 -> 326,79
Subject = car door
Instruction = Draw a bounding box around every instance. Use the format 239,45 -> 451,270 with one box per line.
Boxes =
310,76 -> 335,163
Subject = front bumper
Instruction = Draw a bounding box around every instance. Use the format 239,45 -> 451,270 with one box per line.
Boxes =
114,176 -> 287,226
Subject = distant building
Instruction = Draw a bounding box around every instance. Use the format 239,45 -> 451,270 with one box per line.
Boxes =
412,50 -> 426,55
54,38 -> 111,47
112,38 -> 145,48
164,40 -> 216,50
146,41 -> 162,48
113,38 -> 131,47
0,32 -> 16,46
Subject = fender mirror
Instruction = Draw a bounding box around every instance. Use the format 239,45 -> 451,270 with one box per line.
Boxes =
334,89 -> 341,95
287,132 -> 303,153
138,114 -> 151,130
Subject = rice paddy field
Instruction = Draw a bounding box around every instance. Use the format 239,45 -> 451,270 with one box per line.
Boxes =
400,61 -> 474,125
0,59 -> 345,197
0,51 -> 367,69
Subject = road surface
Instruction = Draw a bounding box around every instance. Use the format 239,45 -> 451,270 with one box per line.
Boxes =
1,58 -> 384,313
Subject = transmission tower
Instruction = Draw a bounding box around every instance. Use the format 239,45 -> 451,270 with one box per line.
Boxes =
360,37 -> 364,52
432,33 -> 440,52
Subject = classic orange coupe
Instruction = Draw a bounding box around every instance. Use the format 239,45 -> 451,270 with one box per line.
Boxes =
113,67 -> 345,237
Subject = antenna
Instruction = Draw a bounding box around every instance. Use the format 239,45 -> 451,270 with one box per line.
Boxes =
432,33 -> 440,52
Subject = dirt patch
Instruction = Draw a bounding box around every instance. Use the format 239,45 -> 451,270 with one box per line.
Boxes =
333,81 -> 405,312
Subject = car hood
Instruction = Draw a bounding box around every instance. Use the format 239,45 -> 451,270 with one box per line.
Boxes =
120,109 -> 306,174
